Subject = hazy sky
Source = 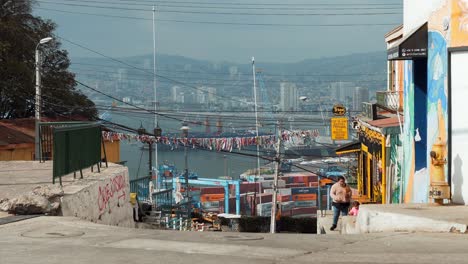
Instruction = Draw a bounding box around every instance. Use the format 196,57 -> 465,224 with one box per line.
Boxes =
34,0 -> 403,63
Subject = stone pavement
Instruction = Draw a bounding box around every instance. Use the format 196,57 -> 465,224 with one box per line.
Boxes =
1,216 -> 468,264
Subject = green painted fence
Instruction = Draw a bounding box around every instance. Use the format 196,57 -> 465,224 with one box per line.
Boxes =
53,124 -> 101,184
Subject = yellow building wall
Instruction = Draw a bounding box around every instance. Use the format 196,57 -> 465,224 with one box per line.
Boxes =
102,140 -> 120,163
0,147 -> 34,161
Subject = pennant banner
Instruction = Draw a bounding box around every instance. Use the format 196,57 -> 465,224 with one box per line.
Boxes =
102,129 -> 320,152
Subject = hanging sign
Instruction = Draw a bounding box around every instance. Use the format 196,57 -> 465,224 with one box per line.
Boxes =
330,117 -> 348,140
332,104 -> 346,116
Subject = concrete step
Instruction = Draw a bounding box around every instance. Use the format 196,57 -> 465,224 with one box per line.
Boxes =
341,204 -> 468,234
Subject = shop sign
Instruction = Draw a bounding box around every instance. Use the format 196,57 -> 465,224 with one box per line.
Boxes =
332,104 -> 346,116
330,117 -> 348,140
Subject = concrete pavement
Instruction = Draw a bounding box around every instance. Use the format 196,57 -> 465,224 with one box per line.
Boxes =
2,216 -> 468,264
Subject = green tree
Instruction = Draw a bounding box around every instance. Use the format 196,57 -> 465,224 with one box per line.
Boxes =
0,0 -> 97,119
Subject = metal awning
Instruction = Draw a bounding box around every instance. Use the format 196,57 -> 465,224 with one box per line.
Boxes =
335,141 -> 361,155
387,22 -> 427,60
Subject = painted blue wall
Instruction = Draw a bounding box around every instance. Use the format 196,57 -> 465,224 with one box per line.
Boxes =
413,59 -> 428,171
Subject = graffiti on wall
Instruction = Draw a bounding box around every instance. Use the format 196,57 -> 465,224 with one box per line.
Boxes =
97,174 -> 127,214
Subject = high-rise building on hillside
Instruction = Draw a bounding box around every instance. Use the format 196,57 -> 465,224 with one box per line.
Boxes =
353,86 -> 369,111
280,82 -> 298,111
330,82 -> 354,104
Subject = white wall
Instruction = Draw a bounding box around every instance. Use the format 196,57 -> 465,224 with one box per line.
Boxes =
450,51 -> 468,205
403,0 -> 445,34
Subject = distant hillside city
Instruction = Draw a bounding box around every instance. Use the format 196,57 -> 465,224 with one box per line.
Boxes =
72,51 -> 386,113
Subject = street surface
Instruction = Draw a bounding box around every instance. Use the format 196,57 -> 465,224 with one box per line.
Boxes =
1,216 -> 467,264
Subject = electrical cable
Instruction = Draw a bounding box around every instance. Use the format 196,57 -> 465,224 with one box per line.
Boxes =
37,1 -> 402,16
36,7 -> 400,27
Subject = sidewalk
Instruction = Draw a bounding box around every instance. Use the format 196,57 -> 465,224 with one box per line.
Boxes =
341,203 -> 468,234
3,216 -> 468,264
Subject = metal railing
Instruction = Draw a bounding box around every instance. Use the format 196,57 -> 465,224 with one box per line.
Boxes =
317,185 -> 332,217
376,90 -> 403,112
130,176 -> 151,202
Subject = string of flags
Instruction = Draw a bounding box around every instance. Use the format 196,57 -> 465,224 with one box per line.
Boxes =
102,129 -> 320,152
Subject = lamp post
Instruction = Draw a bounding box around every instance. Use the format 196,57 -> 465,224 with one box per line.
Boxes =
35,37 -> 53,161
181,124 -> 190,219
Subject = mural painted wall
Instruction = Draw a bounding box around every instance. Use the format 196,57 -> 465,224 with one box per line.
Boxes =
451,0 -> 468,47
402,60 -> 416,203
390,134 -> 402,203
394,0 -> 468,203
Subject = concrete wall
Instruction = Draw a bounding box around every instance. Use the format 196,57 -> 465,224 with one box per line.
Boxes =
450,51 -> 468,204
404,0 -> 445,34
60,165 -> 134,227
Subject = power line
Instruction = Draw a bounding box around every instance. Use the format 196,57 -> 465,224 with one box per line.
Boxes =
37,1 -> 402,16
46,0 -> 402,11
36,7 -> 400,27
81,0 -> 402,7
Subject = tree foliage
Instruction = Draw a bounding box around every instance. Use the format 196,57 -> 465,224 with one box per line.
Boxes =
0,0 -> 97,119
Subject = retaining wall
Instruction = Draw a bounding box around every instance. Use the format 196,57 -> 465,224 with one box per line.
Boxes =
60,165 -> 134,227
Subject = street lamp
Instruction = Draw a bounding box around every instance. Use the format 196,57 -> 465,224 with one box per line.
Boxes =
180,124 -> 190,219
35,37 -> 53,161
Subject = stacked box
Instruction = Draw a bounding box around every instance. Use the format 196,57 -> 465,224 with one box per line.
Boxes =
286,183 -> 306,188
263,188 -> 291,195
261,180 -> 286,189
200,193 -> 225,202
256,202 -> 272,217
291,187 -> 318,195
237,182 -> 262,194
294,200 -> 317,207
200,187 -> 225,195
292,193 -> 317,201
277,194 -> 291,202
291,207 -> 317,216
201,201 -> 220,209
280,201 -> 295,212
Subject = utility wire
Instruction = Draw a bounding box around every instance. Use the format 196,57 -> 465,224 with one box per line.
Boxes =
78,0 -> 402,7
46,0 -> 402,10
36,7 -> 400,27
37,1 -> 402,16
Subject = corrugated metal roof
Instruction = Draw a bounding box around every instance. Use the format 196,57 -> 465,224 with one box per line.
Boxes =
0,124 -> 34,146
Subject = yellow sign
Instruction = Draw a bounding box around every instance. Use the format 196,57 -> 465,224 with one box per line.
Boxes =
331,117 -> 348,140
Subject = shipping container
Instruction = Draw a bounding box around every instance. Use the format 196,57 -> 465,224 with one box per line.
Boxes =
256,202 -> 272,217
294,200 -> 317,207
200,193 -> 225,202
200,187 -> 225,195
291,187 -> 318,195
292,193 -> 317,201
261,179 -> 286,189
291,207 -> 317,216
280,201 -> 295,212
